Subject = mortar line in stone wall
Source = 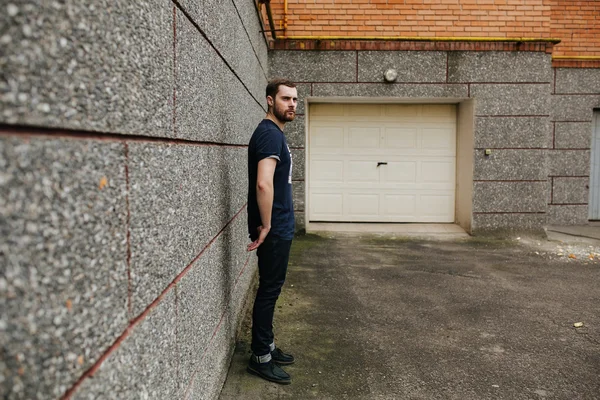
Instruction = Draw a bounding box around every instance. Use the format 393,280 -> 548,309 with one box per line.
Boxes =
0,125 -> 249,148
553,92 -> 600,96
124,143 -> 133,319
551,120 -> 593,123
475,115 -> 551,118
549,175 -> 590,178
61,204 -> 247,399
548,148 -> 591,151
171,0 -> 266,112
474,147 -> 550,150
472,211 -> 546,215
182,254 -> 252,400
175,283 -> 180,391
473,179 -> 548,182
476,115 -> 552,118
173,5 -> 178,138
230,0 -> 269,80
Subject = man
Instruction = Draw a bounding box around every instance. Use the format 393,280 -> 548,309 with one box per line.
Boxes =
246,79 -> 298,385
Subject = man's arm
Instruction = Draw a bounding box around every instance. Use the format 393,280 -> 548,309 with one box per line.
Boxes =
247,157 -> 277,251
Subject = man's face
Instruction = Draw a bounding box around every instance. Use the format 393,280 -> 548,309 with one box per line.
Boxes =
269,85 -> 298,123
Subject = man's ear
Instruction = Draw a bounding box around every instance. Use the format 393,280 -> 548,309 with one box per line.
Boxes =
266,95 -> 274,107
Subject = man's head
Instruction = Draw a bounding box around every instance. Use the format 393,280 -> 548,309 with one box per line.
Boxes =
266,78 -> 298,124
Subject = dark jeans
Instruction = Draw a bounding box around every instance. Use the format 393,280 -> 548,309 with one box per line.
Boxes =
251,234 -> 293,357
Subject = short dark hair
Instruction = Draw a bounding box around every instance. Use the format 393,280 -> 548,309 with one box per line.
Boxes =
266,78 -> 296,99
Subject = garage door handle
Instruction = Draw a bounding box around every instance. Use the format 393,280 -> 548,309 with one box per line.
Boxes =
377,162 -> 388,167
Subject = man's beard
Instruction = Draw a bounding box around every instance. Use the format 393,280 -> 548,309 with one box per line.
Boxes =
273,104 -> 295,122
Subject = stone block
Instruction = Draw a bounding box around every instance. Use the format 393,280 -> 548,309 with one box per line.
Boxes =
128,143 -> 247,315
548,150 -> 590,176
0,1 -> 173,136
295,211 -> 306,233
176,12 -> 264,144
554,122 -> 592,149
291,148 -> 305,181
285,115 -> 306,149
296,83 -> 311,115
270,51 -> 357,82
0,137 -> 128,399
555,68 -> 600,94
293,184 -> 305,211
358,51 -> 446,83
473,182 -> 547,213
473,149 -> 547,180
183,311 -> 235,400
448,52 -> 551,83
474,117 -> 552,148
552,177 -> 589,204
547,205 -> 589,225
471,84 -> 550,116
74,291 -> 177,399
551,95 -> 600,122
472,213 -> 547,235
176,212 -> 249,394
312,83 -> 468,98
231,0 -> 269,76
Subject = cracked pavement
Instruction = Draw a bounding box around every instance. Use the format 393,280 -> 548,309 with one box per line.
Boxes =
220,234 -> 600,400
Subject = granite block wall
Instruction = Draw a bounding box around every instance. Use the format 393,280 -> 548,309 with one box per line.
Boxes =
1,1 -> 267,399
271,49 -> 555,234
550,68 -> 600,225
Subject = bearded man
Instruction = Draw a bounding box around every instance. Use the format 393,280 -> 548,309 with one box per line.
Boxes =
246,79 -> 298,384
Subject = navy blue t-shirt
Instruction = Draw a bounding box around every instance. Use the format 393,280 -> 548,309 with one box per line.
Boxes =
247,119 -> 295,241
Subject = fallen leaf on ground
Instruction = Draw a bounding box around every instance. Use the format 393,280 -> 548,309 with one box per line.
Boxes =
568,254 -> 577,259
574,322 -> 584,328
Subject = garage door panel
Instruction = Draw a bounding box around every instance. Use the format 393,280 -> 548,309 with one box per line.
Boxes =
385,104 -> 420,117
312,160 -> 344,183
311,193 -> 344,216
384,127 -> 418,149
421,161 -> 455,183
348,127 -> 381,148
309,103 -> 456,223
383,194 -> 417,216
348,194 -> 379,216
312,126 -> 344,148
418,195 -> 455,222
421,128 -> 455,150
348,161 -> 380,183
383,162 -> 417,183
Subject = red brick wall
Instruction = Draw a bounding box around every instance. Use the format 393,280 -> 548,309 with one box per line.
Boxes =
549,0 -> 600,57
261,0 -> 599,57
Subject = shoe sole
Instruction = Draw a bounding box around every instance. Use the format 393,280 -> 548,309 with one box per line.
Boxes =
272,359 -> 295,366
246,366 -> 291,385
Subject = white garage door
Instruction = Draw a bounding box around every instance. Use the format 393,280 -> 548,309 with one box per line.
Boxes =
308,103 -> 456,223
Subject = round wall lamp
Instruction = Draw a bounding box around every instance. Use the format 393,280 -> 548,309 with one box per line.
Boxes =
384,68 -> 398,82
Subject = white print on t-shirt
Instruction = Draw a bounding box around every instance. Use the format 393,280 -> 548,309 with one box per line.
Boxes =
287,145 -> 293,184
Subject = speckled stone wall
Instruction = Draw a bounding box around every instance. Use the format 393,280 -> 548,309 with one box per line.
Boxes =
271,49 -> 557,234
1,1 -> 267,399
550,68 -> 600,225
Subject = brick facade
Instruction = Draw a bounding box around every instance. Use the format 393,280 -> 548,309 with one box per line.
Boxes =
262,0 -> 600,58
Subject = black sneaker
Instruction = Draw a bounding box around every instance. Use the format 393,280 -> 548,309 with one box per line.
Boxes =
271,347 -> 295,365
247,357 -> 291,385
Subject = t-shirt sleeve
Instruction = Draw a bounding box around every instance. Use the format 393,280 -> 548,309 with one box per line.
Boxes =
255,128 -> 283,162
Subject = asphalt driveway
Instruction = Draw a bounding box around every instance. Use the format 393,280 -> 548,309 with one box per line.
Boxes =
219,234 -> 600,400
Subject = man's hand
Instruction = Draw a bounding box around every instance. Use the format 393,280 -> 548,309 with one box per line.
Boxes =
247,225 -> 270,251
